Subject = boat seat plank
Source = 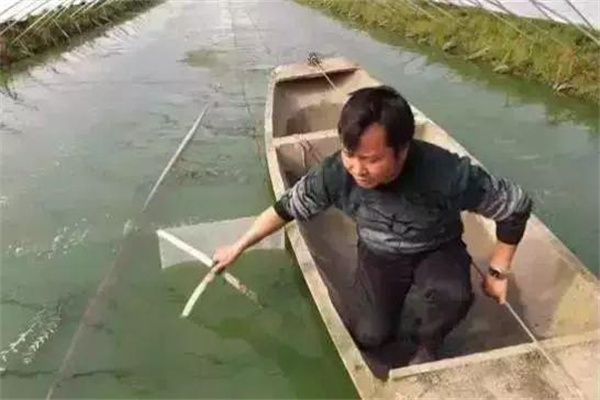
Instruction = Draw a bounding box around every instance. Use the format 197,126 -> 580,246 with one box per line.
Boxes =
272,129 -> 338,147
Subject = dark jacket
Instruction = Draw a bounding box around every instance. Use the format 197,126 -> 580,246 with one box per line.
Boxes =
274,139 -> 532,255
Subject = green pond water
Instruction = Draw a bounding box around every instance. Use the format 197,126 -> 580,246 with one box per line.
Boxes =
0,0 -> 597,398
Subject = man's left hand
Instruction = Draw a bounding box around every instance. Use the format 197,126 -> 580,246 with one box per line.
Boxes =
482,273 -> 508,304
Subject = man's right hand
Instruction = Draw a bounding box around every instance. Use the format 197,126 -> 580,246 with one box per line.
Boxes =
210,206 -> 288,273
212,243 -> 243,272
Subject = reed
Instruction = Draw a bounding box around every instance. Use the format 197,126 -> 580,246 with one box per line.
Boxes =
0,0 -> 162,68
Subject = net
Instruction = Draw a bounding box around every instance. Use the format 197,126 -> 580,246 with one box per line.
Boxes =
157,216 -> 284,316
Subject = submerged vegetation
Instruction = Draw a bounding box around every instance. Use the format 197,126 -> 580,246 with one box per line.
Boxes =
296,0 -> 600,104
0,0 -> 161,68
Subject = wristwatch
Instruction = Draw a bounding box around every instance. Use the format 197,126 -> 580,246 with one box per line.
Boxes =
488,265 -> 509,280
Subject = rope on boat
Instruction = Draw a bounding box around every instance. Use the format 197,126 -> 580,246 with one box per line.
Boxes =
297,138 -> 324,172
471,261 -> 587,399
294,53 -> 342,171
307,52 -> 347,100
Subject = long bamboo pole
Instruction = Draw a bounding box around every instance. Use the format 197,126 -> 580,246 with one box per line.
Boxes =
530,0 -> 600,46
87,0 -> 114,14
481,0 -> 567,47
141,103 -> 211,212
53,18 -> 71,40
30,0 -> 76,36
527,0 -> 554,22
68,0 -> 102,19
0,0 -> 54,36
563,0 -> 598,33
156,230 -> 262,316
421,0 -> 460,24
462,0 -> 535,42
399,0 -> 438,21
13,0 -> 71,42
470,261 -> 586,400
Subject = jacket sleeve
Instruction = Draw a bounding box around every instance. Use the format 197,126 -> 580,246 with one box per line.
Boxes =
454,157 -> 533,245
273,159 -> 337,222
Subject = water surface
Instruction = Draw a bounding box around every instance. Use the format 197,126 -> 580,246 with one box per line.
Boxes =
1,0 -> 597,398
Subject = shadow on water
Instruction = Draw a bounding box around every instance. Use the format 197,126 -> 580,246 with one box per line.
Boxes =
40,230 -> 356,399
199,312 -> 358,399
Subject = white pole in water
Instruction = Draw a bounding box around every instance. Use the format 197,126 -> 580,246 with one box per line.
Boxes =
500,302 -> 586,399
156,229 -> 261,315
141,103 -> 210,212
181,265 -> 220,317
471,262 -> 586,399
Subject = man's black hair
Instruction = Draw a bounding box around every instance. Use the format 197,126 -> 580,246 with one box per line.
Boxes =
337,86 -> 415,153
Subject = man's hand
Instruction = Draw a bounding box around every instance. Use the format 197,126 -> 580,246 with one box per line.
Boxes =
210,206 -> 287,273
482,272 -> 508,304
484,240 -> 516,304
212,243 -> 243,272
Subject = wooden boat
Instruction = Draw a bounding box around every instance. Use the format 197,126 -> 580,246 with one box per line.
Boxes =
264,58 -> 600,399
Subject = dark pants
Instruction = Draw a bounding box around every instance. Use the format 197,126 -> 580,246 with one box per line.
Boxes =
347,239 -> 474,351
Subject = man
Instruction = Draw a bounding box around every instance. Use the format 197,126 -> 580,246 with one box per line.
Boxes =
212,86 -> 532,369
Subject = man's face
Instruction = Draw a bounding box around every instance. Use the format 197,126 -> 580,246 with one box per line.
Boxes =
341,123 -> 408,189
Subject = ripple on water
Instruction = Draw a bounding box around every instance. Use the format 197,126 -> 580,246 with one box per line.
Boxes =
0,302 -> 63,373
4,218 -> 92,261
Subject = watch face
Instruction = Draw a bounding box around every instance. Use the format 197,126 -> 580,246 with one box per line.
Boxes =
489,267 -> 507,280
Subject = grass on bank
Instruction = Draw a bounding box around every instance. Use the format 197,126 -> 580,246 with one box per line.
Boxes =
296,0 -> 600,105
0,0 -> 161,68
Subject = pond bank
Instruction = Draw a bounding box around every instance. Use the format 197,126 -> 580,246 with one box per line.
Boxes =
296,0 -> 600,105
0,0 -> 162,69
